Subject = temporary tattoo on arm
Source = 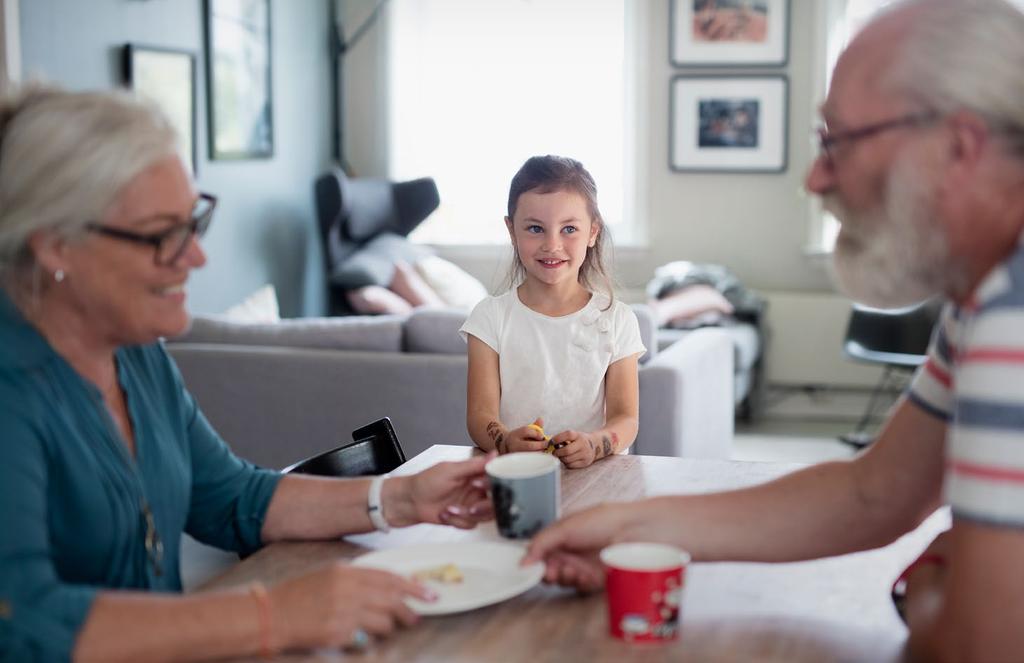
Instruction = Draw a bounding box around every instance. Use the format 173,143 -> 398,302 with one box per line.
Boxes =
487,421 -> 505,453
602,436 -> 612,459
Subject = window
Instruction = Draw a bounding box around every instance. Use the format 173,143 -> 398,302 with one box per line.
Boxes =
810,0 -> 898,253
387,0 -> 629,246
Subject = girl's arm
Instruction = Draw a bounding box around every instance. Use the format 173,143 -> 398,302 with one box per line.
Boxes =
466,335 -> 506,452
551,354 -> 640,468
465,336 -> 547,453
591,353 -> 641,456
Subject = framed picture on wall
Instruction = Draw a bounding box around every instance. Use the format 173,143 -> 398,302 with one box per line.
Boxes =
670,0 -> 790,67
204,0 -> 274,160
123,44 -> 198,175
670,75 -> 788,173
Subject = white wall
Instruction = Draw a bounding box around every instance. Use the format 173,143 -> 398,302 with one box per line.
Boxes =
19,0 -> 335,317
0,0 -> 20,86
343,0 -> 870,388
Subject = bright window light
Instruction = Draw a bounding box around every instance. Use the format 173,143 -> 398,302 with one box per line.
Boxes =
388,0 -> 626,245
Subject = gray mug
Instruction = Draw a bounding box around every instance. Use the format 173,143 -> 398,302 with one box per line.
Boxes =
486,453 -> 561,539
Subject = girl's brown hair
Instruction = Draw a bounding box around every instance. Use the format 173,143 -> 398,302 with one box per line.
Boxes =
505,155 -> 614,306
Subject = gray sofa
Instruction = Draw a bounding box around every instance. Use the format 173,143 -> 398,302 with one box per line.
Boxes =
166,305 -> 734,470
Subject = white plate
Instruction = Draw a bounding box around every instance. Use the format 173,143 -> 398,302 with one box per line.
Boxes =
351,541 -> 544,616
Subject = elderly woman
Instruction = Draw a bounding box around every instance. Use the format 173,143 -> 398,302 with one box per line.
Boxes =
0,86 -> 492,661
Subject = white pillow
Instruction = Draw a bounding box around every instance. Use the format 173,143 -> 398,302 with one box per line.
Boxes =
413,256 -> 489,310
222,284 -> 280,323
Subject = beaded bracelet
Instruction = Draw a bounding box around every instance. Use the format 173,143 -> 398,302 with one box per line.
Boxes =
249,582 -> 275,659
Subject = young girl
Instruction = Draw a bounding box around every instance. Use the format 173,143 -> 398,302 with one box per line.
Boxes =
460,155 -> 646,469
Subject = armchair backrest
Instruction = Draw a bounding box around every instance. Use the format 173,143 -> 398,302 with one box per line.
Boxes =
281,417 -> 407,476
843,299 -> 942,368
314,168 -> 440,273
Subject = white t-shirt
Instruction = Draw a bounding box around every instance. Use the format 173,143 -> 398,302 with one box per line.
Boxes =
459,289 -> 646,436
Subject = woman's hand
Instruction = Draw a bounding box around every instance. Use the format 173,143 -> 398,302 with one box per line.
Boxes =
551,430 -> 604,469
386,454 -> 495,528
503,418 -> 549,454
269,562 -> 433,651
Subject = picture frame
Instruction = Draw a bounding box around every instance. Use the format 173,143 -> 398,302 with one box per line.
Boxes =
669,74 -> 788,173
670,0 -> 790,67
203,0 -> 274,160
122,44 -> 198,175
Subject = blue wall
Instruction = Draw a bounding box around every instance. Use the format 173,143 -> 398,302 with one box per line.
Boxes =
19,0 -> 333,317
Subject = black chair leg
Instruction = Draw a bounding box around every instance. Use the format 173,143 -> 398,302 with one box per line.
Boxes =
839,366 -> 895,449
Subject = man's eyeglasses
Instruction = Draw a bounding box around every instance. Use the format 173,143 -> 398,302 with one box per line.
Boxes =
86,192 -> 217,266
816,111 -> 939,168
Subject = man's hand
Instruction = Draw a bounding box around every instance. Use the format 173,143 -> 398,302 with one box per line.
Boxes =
522,502 -> 633,590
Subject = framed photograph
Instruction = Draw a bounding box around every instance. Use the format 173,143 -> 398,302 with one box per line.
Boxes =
669,75 -> 788,173
670,0 -> 789,67
123,44 -> 197,175
203,0 -> 273,160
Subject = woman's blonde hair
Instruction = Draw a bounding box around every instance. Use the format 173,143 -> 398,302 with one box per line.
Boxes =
0,84 -> 178,280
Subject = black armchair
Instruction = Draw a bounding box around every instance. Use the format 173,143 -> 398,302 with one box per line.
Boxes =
314,169 -> 440,315
839,300 -> 942,447
282,417 -> 408,477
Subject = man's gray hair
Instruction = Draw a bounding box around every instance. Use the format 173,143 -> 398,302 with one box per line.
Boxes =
886,0 -> 1024,155
0,85 -> 178,278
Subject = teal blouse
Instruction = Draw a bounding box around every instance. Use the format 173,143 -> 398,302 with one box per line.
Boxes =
0,293 -> 282,661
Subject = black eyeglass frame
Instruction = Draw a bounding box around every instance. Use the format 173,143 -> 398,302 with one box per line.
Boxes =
816,111 -> 939,167
86,192 -> 217,266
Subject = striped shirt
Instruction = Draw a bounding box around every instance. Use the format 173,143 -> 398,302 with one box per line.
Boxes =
909,239 -> 1024,527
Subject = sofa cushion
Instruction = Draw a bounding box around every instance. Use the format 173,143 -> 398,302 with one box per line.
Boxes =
222,284 -> 280,323
403,308 -> 466,354
173,314 -> 405,353
330,233 -> 433,289
413,256 -> 489,310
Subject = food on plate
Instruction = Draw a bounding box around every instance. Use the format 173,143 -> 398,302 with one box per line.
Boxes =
412,563 -> 464,584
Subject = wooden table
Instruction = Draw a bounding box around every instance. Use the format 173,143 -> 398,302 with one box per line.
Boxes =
203,445 -> 948,662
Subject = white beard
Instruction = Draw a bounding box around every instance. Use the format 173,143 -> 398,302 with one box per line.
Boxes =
827,149 -> 953,308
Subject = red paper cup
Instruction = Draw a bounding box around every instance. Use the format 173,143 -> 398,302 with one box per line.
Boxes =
600,542 -> 690,643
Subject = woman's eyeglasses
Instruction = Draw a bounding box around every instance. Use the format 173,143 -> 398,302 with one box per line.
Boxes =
86,192 -> 217,266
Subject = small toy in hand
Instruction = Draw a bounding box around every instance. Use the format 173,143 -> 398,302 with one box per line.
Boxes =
528,423 -> 565,454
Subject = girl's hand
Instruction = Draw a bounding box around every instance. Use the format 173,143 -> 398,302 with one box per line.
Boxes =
503,418 -> 549,454
269,562 -> 432,651
389,455 -> 495,528
551,430 -> 599,469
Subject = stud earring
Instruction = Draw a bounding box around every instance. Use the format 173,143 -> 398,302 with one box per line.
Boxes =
54,269 -> 65,283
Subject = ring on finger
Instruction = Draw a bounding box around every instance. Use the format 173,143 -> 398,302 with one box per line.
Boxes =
350,628 -> 371,650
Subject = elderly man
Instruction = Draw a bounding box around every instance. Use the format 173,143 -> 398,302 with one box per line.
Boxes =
525,0 -> 1024,659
